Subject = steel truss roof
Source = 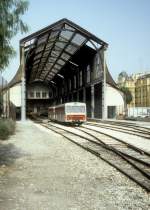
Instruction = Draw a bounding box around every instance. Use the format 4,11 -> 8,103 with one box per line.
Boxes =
20,18 -> 108,83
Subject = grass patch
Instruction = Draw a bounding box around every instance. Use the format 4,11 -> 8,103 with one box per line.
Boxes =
0,119 -> 16,140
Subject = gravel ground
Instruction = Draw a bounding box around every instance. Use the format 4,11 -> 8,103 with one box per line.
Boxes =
0,120 -> 149,210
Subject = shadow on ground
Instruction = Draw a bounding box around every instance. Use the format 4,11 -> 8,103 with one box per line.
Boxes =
0,143 -> 25,166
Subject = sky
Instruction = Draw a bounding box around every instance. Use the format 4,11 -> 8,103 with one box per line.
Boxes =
3,0 -> 150,82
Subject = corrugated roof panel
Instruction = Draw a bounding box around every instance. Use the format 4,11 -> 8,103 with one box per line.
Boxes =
60,30 -> 74,40
57,59 -> 65,66
37,34 -> 48,45
65,44 -> 77,54
61,52 -> 70,60
55,41 -> 66,49
53,64 -> 62,70
64,24 -> 75,31
34,53 -> 42,60
72,33 -> 86,46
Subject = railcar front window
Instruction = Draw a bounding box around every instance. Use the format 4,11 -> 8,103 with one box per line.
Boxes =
66,106 -> 85,113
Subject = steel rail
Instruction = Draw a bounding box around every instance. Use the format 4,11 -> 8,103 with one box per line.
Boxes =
86,121 -> 150,135
85,122 -> 150,140
77,126 -> 150,166
39,121 -> 150,192
88,119 -> 150,134
81,124 -> 150,156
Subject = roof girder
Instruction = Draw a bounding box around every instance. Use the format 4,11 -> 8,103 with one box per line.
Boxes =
22,19 -> 108,84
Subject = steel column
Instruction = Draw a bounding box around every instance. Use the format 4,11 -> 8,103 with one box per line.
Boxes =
77,91 -> 79,101
83,87 -> 86,102
102,49 -> 107,120
91,85 -> 95,118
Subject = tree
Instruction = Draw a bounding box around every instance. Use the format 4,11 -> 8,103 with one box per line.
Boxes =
120,86 -> 132,105
0,94 -> 2,116
0,0 -> 29,71
117,71 -> 128,84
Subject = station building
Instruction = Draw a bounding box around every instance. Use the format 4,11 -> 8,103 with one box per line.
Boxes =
3,19 -> 124,120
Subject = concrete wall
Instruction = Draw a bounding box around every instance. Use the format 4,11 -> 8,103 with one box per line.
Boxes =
2,83 -> 21,119
27,83 -> 51,115
9,83 -> 21,107
27,83 -> 52,99
106,84 -> 125,117
27,83 -> 51,99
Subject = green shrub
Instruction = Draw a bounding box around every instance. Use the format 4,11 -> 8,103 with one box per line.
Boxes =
5,119 -> 16,135
0,119 -> 16,140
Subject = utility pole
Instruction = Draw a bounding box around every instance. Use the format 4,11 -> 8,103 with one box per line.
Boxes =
91,84 -> 95,118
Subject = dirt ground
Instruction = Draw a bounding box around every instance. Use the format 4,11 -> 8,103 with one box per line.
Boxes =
0,120 -> 149,210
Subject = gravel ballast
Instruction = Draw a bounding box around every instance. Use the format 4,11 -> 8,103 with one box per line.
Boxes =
0,120 -> 149,210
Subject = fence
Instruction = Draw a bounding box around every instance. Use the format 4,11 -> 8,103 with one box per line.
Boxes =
0,75 -> 16,120
128,107 -> 150,118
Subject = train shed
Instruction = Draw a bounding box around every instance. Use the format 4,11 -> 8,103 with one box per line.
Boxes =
4,18 -> 124,120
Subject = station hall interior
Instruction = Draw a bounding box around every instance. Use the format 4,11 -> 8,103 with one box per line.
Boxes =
2,18 -> 124,121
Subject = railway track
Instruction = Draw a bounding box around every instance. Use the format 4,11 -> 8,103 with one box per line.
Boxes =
85,121 -> 150,139
79,125 -> 150,159
108,120 -> 150,129
37,120 -> 150,192
88,119 -> 150,133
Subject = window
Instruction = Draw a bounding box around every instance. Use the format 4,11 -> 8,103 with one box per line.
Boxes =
42,92 -> 47,98
29,91 -> 34,98
36,92 -> 40,98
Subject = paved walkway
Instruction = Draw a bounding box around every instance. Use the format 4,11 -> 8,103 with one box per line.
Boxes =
0,120 -> 149,210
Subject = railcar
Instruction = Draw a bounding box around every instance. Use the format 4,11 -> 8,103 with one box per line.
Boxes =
48,102 -> 86,125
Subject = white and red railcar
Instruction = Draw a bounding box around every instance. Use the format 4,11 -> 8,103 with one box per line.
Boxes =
48,102 -> 86,124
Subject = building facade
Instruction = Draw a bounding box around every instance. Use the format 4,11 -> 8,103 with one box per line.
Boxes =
118,72 -> 150,108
